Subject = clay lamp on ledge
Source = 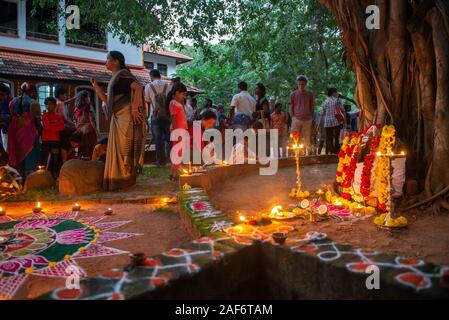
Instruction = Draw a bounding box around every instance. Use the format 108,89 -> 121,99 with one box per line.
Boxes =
33,202 -> 42,213
129,252 -> 146,266
0,206 -> 5,216
72,203 -> 81,211
104,208 -> 113,216
272,232 -> 288,245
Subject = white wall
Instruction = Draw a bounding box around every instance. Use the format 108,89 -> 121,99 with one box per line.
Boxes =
143,52 -> 177,77
0,0 -> 143,66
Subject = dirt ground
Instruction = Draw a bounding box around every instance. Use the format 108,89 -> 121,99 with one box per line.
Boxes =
5,202 -> 192,299
209,164 -> 449,266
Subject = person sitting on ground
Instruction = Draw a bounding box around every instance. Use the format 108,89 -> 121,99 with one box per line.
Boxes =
92,137 -> 108,162
189,109 -> 218,163
40,97 -> 65,177
61,132 -> 83,163
0,144 -> 22,197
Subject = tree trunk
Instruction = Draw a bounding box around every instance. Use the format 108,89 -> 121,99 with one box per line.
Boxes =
318,0 -> 449,209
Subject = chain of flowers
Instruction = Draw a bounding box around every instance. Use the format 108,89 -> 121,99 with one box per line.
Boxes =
336,135 -> 352,184
377,125 -> 396,211
341,133 -> 362,200
360,129 -> 381,199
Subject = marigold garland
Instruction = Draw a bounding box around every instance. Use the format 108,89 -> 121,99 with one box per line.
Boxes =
360,127 -> 381,199
377,125 -> 396,211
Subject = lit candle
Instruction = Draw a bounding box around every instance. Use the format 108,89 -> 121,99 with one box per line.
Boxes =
104,208 -> 113,215
33,202 -> 42,213
239,215 -> 246,223
72,203 -> 81,211
0,206 -> 5,216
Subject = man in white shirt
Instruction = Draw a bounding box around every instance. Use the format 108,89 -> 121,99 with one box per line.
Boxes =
144,69 -> 173,166
230,82 -> 256,117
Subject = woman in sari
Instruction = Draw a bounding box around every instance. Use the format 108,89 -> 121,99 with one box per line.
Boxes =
74,90 -> 99,159
91,51 -> 146,191
8,82 -> 42,179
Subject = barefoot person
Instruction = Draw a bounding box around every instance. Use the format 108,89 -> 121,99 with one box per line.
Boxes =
91,51 -> 146,191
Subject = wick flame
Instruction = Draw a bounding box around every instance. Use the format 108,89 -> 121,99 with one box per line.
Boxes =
0,207 -> 3,211
239,215 -> 246,222
37,202 -> 41,208
271,205 -> 283,216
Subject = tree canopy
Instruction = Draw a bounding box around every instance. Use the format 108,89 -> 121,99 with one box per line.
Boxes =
175,0 -> 355,109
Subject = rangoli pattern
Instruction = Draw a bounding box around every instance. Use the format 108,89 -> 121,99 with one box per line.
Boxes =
0,210 -> 139,299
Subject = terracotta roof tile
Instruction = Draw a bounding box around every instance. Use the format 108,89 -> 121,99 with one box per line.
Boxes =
142,45 -> 193,64
0,49 -> 150,84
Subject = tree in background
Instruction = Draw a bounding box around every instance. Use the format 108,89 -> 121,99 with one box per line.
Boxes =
175,0 -> 355,109
35,0 -> 449,209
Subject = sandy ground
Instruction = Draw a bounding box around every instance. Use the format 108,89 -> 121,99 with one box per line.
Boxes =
5,203 -> 192,299
209,164 -> 449,266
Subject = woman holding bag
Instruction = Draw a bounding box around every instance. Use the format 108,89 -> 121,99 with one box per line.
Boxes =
320,88 -> 346,154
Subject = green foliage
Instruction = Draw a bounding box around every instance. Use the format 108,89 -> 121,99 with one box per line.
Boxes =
34,0 -> 355,108
175,0 -> 355,109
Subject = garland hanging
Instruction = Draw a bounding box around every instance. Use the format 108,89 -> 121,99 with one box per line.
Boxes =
377,125 -> 396,211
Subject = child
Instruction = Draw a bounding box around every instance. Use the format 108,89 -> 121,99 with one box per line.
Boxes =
92,137 -> 108,162
61,132 -> 82,163
169,82 -> 188,180
270,103 -> 288,157
40,97 -> 64,177
188,109 -> 218,163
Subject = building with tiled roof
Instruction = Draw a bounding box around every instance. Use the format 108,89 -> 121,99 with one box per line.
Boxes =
0,0 -> 202,134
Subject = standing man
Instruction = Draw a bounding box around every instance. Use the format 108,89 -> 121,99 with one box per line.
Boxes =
288,75 -> 315,146
145,69 -> 172,167
230,81 -> 256,128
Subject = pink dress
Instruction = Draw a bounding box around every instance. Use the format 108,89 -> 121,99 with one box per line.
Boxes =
169,100 -> 188,175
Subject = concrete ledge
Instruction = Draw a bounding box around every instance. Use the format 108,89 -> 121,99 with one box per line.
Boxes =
179,155 -> 338,191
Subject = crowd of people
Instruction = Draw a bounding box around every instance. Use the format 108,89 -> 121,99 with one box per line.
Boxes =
146,73 -> 360,179
0,49 -> 360,193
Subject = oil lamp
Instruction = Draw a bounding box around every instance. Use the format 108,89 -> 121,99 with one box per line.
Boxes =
33,202 -> 42,213
104,208 -> 113,216
0,206 -> 5,216
72,203 -> 81,211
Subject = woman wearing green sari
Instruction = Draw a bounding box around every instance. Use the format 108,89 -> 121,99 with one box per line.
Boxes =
91,51 -> 146,191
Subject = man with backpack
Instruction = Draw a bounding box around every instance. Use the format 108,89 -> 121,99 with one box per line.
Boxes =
144,69 -> 173,167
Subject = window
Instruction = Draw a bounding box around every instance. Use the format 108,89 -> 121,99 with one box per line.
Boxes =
144,61 -> 154,70
0,0 -> 18,36
26,0 -> 58,41
66,1 -> 107,50
37,84 -> 55,112
157,63 -> 168,77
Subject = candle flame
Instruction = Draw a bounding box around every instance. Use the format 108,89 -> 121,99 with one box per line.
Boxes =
108,208 -> 112,211
271,205 -> 283,216
239,215 -> 246,222
376,151 -> 382,157
401,151 -> 405,156
162,197 -> 169,203
0,206 -> 3,211
37,202 -> 41,208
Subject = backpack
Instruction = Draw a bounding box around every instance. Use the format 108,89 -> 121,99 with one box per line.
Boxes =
150,83 -> 169,120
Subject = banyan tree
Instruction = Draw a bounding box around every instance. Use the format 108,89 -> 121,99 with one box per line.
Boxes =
318,0 -> 449,213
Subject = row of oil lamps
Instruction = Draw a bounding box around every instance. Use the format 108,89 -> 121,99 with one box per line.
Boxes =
0,197 -> 175,217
